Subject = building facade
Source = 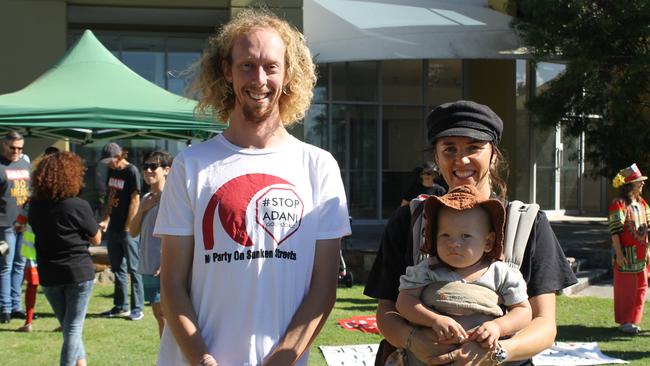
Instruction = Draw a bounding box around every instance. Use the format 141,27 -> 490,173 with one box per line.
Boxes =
0,0 -> 607,222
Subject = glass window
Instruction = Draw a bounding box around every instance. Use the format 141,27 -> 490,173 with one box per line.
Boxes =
560,130 -> 579,211
166,37 -> 204,96
536,62 -> 566,90
426,59 -> 462,106
332,105 -> 378,219
381,106 -> 425,218
304,104 -> 328,149
314,64 -> 329,102
513,59 -> 530,201
383,60 -> 422,104
332,61 -> 378,102
534,125 -> 556,209
122,37 -> 166,88
533,62 -> 566,210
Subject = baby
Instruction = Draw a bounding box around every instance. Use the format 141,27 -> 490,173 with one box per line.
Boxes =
396,185 -> 532,364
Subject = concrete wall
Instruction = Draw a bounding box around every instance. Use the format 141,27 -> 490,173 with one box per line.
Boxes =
231,0 -> 303,30
465,59 -> 517,195
0,0 -> 67,94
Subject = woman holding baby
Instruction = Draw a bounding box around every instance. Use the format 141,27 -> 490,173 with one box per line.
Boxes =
364,100 -> 577,365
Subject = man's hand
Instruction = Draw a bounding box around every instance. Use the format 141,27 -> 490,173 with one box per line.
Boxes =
469,320 -> 500,349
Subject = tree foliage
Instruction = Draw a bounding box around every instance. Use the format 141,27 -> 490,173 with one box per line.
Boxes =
510,0 -> 650,177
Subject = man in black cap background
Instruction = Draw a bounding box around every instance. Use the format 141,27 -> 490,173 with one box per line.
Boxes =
98,142 -> 145,321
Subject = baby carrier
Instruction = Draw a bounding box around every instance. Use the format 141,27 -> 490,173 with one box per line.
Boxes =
376,195 -> 539,366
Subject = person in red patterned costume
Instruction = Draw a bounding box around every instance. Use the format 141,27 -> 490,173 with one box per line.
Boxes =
608,163 -> 650,335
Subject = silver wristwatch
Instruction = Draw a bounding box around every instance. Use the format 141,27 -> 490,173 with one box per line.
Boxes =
490,342 -> 508,365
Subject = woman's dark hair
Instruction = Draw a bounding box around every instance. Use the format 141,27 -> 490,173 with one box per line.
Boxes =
142,150 -> 173,167
32,151 -> 86,201
618,182 -> 640,205
489,144 -> 509,200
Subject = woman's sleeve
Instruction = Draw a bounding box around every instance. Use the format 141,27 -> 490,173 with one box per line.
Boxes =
363,205 -> 412,301
78,199 -> 100,236
520,212 -> 577,297
608,199 -> 625,235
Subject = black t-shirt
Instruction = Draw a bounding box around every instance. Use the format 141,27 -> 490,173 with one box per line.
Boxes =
364,203 -> 578,366
0,157 -> 31,227
28,197 -> 100,286
105,164 -> 141,232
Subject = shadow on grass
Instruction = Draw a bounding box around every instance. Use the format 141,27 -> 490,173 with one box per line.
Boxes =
335,297 -> 377,312
0,327 -> 61,333
558,324 -> 645,342
558,325 -> 650,362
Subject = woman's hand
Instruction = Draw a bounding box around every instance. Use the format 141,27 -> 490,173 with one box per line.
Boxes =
140,192 -> 161,212
429,341 -> 493,365
409,327 -> 455,365
615,253 -> 628,268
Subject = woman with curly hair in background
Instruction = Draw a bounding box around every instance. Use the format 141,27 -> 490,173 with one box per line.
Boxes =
28,151 -> 101,366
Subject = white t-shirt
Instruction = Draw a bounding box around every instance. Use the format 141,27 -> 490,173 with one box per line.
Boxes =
154,134 -> 351,366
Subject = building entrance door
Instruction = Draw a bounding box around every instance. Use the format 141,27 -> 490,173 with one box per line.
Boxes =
533,125 -> 580,213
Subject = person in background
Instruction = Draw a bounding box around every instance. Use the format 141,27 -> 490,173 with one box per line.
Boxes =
365,100 -> 577,365
98,142 -> 144,321
155,9 -> 350,366
29,151 -> 101,366
0,131 -> 31,323
129,151 -> 172,337
400,163 -> 446,206
609,163 -> 650,335
17,146 -> 60,332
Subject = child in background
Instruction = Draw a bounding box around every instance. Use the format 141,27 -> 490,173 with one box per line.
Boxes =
17,219 -> 37,332
396,185 -> 532,365
17,147 -> 60,332
129,151 -> 172,337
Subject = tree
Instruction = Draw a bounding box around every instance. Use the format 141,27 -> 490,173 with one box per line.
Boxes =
510,0 -> 650,177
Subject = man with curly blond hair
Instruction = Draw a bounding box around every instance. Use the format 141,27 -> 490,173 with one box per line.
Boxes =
154,9 -> 350,366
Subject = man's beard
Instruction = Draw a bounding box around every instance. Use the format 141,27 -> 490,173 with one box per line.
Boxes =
242,103 -> 276,124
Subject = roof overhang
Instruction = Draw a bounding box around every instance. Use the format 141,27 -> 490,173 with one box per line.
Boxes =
305,0 -> 523,63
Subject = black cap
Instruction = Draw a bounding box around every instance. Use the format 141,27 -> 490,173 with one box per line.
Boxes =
426,100 -> 503,145
99,142 -> 122,163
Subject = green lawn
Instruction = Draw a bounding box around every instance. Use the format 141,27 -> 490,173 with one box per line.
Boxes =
0,284 -> 648,365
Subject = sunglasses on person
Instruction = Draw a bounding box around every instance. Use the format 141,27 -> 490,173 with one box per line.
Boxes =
142,163 -> 165,171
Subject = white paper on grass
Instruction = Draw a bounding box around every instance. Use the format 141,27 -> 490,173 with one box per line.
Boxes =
319,344 -> 378,366
532,342 -> 628,365
320,342 -> 627,366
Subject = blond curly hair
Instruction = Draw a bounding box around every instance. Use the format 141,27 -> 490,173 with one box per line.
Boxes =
191,8 -> 316,127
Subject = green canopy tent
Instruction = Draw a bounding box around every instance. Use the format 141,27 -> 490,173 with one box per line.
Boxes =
0,30 -> 225,144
